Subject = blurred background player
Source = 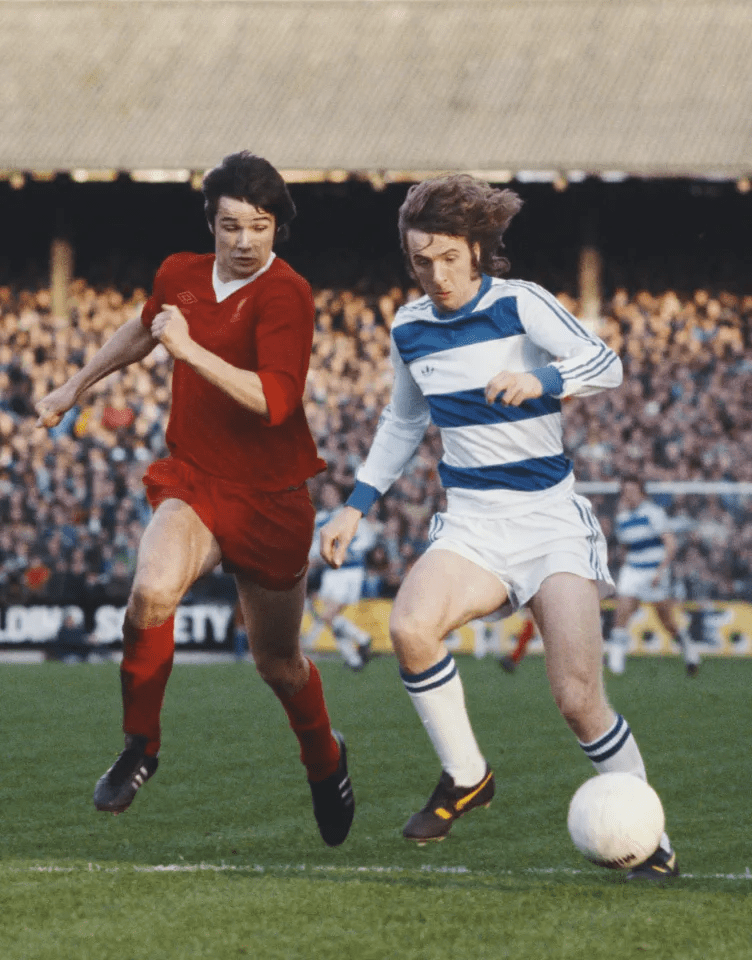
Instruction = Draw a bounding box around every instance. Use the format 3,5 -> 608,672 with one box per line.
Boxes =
304,482 -> 376,670
35,151 -> 354,847
607,476 -> 701,677
320,173 -> 679,878
499,607 -> 537,673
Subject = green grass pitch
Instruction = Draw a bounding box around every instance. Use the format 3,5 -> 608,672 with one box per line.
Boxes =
1,654 -> 750,959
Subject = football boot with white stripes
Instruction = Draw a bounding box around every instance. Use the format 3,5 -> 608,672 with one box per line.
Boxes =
403,764 -> 495,844
93,735 -> 159,815
308,731 -> 354,846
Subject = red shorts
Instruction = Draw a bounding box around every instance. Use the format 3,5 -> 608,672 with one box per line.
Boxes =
143,457 -> 314,590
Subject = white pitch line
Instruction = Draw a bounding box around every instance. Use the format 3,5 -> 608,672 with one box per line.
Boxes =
11,863 -> 752,881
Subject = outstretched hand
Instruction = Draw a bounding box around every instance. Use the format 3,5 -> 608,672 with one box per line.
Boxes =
35,381 -> 79,429
485,371 -> 543,407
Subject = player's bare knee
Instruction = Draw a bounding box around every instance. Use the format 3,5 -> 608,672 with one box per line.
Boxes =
390,611 -> 442,672
127,580 -> 180,630
390,606 -> 430,651
253,652 -> 306,697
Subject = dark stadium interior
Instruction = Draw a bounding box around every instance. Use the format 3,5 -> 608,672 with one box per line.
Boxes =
2,175 -> 750,296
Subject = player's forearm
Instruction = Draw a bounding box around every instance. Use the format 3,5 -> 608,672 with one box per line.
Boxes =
70,316 -> 156,398
520,290 -> 622,398
178,341 -> 270,418
348,410 -> 427,514
552,345 -> 623,398
349,354 -> 430,509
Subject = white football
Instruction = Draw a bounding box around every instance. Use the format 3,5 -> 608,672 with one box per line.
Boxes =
567,772 -> 665,869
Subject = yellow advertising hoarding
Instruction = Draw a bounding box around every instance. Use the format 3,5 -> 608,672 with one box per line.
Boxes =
303,600 -> 752,658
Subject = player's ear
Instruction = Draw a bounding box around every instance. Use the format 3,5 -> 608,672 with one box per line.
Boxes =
203,198 -> 216,236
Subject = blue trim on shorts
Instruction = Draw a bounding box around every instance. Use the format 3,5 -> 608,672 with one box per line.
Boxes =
571,495 -> 607,583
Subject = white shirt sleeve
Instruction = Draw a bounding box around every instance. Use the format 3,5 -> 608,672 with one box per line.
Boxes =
355,337 -> 431,496
518,283 -> 623,397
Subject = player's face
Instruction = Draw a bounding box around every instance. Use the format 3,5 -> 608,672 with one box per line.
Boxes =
621,481 -> 644,509
406,230 -> 482,313
213,196 -> 276,282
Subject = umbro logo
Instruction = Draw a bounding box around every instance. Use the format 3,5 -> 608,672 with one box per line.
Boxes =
177,291 -> 198,305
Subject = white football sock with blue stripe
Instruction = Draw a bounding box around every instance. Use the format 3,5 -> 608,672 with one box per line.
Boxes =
578,713 -> 646,779
400,653 -> 487,788
580,713 -> 671,852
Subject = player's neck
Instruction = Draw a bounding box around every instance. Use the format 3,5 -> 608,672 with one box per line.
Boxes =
212,253 -> 276,299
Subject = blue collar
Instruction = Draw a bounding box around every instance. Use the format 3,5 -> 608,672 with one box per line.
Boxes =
431,274 -> 493,320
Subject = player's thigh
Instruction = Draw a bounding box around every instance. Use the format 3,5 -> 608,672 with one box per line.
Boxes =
390,548 -> 508,667
134,498 -> 222,600
235,571 -> 307,662
530,573 -> 608,715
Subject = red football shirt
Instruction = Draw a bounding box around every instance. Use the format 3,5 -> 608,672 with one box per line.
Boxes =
141,252 -> 326,490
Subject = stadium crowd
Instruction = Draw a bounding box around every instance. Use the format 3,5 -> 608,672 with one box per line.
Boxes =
1,276 -> 750,612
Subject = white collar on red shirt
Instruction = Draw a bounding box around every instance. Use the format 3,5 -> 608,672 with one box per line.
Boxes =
212,252 -> 276,303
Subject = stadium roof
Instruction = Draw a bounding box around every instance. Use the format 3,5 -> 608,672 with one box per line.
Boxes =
2,0 -> 751,182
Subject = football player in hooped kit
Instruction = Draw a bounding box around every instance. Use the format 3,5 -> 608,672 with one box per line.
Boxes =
320,172 -> 677,876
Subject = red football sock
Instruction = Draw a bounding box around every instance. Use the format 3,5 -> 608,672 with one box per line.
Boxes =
278,659 -> 340,782
120,615 -> 175,756
512,616 -> 536,664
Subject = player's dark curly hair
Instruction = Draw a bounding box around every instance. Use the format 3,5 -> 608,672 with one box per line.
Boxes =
621,473 -> 646,493
202,151 -> 296,243
398,174 -> 523,278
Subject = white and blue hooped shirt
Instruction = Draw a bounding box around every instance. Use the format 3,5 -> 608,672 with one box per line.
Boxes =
614,499 -> 669,571
347,275 -> 622,516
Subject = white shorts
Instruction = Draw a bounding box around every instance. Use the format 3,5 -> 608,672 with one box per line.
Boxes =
318,566 -> 366,606
425,490 -> 614,619
616,563 -> 670,603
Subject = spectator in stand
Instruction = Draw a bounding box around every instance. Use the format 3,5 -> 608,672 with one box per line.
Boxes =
362,543 -> 392,599
21,553 -> 52,600
47,612 -> 96,663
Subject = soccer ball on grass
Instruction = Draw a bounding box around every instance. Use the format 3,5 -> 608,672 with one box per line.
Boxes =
567,772 -> 665,869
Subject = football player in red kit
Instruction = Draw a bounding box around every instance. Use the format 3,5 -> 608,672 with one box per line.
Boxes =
35,152 -> 354,846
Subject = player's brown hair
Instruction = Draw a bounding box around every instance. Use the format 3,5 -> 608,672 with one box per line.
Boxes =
398,174 -> 523,278
621,474 -> 647,493
202,151 -> 296,242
